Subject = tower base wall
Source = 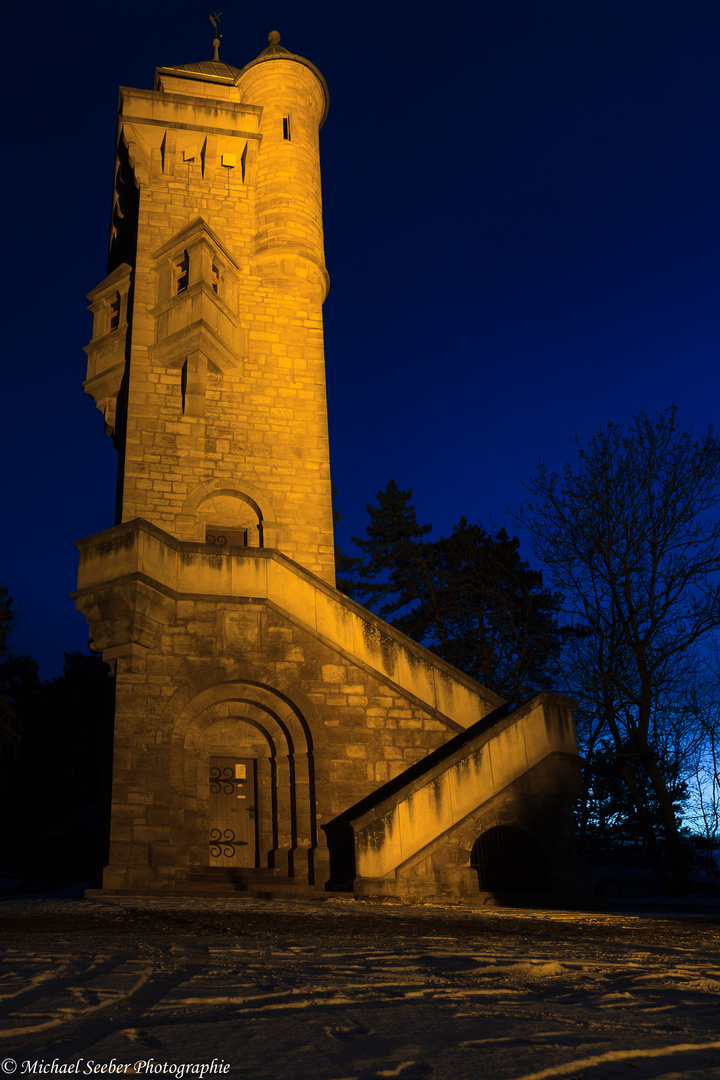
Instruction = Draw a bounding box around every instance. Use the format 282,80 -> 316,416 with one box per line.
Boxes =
74,520 -> 581,900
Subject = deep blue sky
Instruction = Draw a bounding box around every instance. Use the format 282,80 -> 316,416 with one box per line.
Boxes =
2,0 -> 720,676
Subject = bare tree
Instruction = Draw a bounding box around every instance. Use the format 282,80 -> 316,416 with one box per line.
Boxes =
685,702 -> 720,876
519,408 -> 720,892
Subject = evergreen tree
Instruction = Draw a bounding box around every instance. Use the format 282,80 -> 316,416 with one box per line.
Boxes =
397,519 -> 572,701
344,481 -> 572,703
348,479 -> 436,616
579,739 -> 690,857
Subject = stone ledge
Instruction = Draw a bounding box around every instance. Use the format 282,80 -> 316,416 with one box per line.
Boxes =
75,518 -> 505,730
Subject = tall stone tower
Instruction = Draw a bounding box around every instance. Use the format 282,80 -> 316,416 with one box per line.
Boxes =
76,33 -> 581,901
84,32 -> 334,582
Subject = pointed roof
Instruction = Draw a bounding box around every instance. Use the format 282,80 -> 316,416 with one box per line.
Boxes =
156,59 -> 243,85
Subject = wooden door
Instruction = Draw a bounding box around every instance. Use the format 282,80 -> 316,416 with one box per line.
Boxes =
209,756 -> 257,867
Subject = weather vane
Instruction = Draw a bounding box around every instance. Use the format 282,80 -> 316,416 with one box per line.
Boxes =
210,11 -> 222,61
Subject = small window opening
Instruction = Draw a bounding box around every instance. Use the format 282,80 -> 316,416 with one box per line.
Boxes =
282,115 -> 291,141
175,250 -> 189,294
211,262 -> 220,295
181,358 -> 188,414
205,526 -> 248,547
108,291 -> 121,332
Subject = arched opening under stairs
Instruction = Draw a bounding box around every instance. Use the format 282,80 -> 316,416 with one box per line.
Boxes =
470,825 -> 549,893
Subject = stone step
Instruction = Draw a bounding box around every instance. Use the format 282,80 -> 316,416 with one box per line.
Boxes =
186,867 -> 296,887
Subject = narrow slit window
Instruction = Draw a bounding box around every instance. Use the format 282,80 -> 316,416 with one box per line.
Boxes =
282,114 -> 291,141
175,250 -> 189,294
108,291 -> 121,332
211,262 -> 220,295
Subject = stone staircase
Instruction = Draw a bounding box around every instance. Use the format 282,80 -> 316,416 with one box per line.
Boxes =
183,866 -> 311,897
324,693 -> 582,902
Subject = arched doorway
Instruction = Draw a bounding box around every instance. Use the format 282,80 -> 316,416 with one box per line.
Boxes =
172,681 -> 318,882
471,825 -> 549,893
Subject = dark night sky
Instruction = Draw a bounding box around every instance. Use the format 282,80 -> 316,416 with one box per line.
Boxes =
2,0 -> 719,676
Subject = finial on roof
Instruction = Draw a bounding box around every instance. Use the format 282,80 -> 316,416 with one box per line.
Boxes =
268,30 -> 281,45
210,11 -> 222,61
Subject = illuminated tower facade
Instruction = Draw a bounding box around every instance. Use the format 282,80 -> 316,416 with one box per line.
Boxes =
76,34 -> 581,900
84,32 -> 334,581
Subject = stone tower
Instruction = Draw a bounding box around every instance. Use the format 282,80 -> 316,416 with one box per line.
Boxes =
76,34 -> 582,901
84,32 -> 334,582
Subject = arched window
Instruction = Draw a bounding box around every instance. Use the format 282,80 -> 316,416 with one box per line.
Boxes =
197,493 -> 262,547
470,826 -> 548,893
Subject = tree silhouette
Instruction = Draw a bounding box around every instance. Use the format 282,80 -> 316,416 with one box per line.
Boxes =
344,481 -> 572,703
520,407 -> 720,891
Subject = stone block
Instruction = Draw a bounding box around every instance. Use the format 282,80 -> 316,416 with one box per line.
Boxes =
321,664 -> 346,684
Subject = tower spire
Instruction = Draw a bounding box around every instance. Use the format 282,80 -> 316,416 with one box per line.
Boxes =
209,11 -> 222,61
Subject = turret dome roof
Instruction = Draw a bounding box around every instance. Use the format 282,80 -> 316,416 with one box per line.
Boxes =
237,32 -> 329,128
157,33 -> 329,127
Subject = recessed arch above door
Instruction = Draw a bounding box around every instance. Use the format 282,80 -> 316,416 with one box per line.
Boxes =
180,482 -> 279,547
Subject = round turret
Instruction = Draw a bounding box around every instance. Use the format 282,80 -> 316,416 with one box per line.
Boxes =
236,33 -> 330,299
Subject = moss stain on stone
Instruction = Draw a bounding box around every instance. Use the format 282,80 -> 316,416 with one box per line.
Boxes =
179,552 -> 225,573
430,774 -> 446,814
360,620 -> 397,675
357,808 -> 396,853
404,647 -> 435,678
94,530 -> 138,559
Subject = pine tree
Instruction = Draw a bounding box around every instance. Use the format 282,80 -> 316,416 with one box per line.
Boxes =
348,480 -> 437,618
397,519 -> 571,701
344,483 -> 572,703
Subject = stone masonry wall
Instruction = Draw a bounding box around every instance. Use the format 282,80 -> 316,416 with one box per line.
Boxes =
102,599 -> 460,891
94,56 -> 335,584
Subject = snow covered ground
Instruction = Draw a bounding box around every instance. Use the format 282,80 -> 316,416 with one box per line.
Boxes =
2,896 -> 720,1080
